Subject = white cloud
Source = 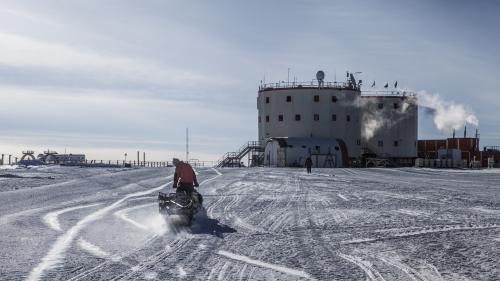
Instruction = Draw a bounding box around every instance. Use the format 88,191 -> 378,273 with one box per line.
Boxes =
0,32 -> 224,89
0,86 -> 252,160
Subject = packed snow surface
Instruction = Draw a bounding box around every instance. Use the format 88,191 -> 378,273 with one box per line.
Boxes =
1,166 -> 500,280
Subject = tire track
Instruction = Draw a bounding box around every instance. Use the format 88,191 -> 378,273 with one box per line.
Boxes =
27,176 -> 173,281
110,238 -> 191,281
338,253 -> 386,281
66,231 -> 161,281
341,224 -> 500,245
206,195 -> 227,218
43,203 -> 103,232
379,257 -> 428,281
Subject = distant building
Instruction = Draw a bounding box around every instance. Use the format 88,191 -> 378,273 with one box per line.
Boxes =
417,136 -> 500,168
258,71 -> 418,167
37,151 -> 86,164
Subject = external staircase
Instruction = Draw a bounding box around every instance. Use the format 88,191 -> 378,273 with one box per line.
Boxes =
216,141 -> 264,168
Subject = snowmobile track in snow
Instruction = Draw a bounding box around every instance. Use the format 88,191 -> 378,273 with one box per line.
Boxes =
2,167 -> 500,280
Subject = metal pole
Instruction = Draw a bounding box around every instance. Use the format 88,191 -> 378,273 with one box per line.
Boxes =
287,67 -> 290,85
8,155 -> 12,165
1,154 -> 3,165
143,152 -> 146,166
186,128 -> 189,162
137,151 -> 140,166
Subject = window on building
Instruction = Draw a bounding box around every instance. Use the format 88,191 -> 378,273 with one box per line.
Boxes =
314,114 -> 320,121
314,95 -> 320,102
394,102 -> 399,109
286,96 -> 292,102
278,114 -> 283,121
265,115 -> 270,122
346,115 -> 351,122
266,97 -> 270,104
394,140 -> 399,147
295,114 -> 301,121
378,140 -> 384,147
315,146 -> 320,152
331,96 -> 338,103
356,139 -> 361,145
332,114 -> 337,121
335,146 -> 340,151
378,103 -> 384,109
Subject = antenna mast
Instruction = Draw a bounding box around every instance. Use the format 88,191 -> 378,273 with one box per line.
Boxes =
186,128 -> 189,162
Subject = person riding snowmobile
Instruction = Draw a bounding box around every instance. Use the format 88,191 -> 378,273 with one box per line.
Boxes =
172,159 -> 203,206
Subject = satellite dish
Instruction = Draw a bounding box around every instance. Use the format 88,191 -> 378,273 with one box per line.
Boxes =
316,70 -> 325,82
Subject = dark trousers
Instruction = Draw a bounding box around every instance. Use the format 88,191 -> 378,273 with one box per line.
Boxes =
306,166 -> 312,173
177,183 -> 195,193
177,183 -> 203,205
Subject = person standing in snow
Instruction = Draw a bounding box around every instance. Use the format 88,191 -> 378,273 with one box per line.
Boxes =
305,157 -> 313,174
172,159 -> 202,205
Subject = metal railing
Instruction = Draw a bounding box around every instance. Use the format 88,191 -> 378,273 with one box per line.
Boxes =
0,156 -> 173,168
259,81 -> 355,91
188,160 -> 215,167
216,141 -> 264,168
361,90 -> 417,97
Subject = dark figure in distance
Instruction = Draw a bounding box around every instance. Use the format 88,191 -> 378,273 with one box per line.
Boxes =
305,157 -> 313,174
173,159 -> 203,205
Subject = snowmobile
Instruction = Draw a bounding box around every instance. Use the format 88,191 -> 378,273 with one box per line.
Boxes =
158,190 -> 201,225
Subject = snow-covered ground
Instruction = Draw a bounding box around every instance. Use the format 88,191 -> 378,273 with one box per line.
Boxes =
1,166 -> 500,280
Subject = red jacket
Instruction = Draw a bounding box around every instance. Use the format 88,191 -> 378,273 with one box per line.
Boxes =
305,158 -> 313,168
173,162 -> 199,187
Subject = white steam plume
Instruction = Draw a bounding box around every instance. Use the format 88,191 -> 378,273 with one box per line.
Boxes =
362,118 -> 385,140
418,91 -> 479,133
358,96 -> 416,140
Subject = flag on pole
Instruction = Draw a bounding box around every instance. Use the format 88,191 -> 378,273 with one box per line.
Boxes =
384,82 -> 388,88
371,81 -> 375,87
394,81 -> 398,88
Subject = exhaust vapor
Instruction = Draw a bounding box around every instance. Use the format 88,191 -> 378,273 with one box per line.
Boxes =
359,89 -> 479,141
418,91 -> 479,133
359,96 -> 416,140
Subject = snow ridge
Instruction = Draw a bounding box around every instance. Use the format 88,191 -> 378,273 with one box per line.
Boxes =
43,203 -> 102,232
217,250 -> 314,280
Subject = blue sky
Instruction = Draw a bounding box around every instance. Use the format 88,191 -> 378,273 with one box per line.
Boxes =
0,0 -> 499,161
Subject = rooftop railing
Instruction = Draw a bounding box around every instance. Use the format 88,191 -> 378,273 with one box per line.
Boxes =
259,81 -> 357,91
361,90 -> 417,97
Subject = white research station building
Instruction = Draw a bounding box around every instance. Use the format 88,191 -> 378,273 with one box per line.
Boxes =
258,71 -> 418,168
